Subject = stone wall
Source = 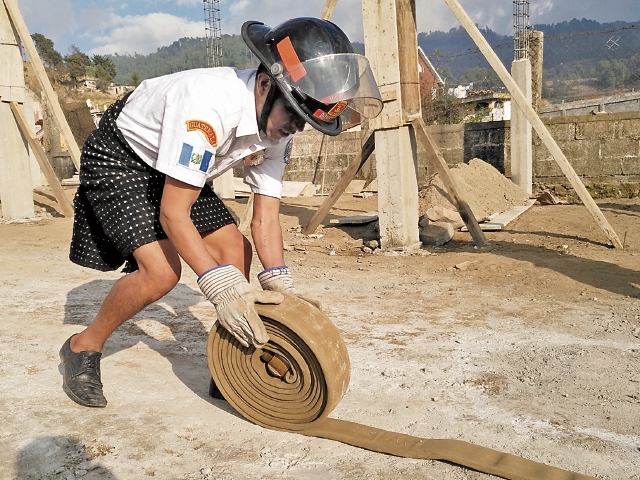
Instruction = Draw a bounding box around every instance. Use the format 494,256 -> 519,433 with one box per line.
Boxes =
287,111 -> 640,199
286,122 -> 508,188
285,129 -> 378,189
532,111 -> 640,198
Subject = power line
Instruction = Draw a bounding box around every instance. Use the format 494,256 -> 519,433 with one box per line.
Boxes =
429,23 -> 639,62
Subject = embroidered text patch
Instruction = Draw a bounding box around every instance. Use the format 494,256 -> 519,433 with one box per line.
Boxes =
186,120 -> 218,147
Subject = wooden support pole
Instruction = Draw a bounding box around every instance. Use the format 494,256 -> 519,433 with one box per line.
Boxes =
3,0 -> 81,170
321,0 -> 339,20
411,117 -> 487,247
10,101 -> 74,217
238,192 -> 254,234
443,0 -> 622,249
302,132 -> 375,235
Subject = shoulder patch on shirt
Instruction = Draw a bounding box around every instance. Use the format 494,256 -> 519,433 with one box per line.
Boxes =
178,143 -> 213,172
284,139 -> 293,165
186,120 -> 218,147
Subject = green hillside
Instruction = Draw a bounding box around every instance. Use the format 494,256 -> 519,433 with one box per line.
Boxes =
109,35 -> 258,84
107,18 -> 640,98
420,18 -> 640,89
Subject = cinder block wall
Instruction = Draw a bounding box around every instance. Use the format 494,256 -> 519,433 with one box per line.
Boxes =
285,129 -> 377,188
285,111 -> 640,198
530,111 -> 640,198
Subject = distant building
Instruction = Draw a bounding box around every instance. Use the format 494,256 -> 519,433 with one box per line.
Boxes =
459,91 -> 511,121
107,84 -> 134,96
80,78 -> 97,90
417,47 -> 444,101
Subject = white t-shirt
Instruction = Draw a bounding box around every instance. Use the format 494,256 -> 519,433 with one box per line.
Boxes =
115,67 -> 292,198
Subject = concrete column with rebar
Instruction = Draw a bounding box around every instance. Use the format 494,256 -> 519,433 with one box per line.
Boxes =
0,0 -> 34,219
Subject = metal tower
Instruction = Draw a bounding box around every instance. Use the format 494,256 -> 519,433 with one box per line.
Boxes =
203,0 -> 223,67
513,0 -> 530,60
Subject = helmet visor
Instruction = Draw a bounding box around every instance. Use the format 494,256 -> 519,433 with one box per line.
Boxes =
276,52 -> 383,120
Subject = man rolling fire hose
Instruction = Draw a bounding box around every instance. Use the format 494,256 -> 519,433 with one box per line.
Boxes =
207,295 -> 596,480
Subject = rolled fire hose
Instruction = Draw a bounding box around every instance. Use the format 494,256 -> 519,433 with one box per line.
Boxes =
207,295 -> 595,480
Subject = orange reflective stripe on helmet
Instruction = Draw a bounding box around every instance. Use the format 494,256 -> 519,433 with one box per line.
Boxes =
313,100 -> 349,123
276,37 -> 307,82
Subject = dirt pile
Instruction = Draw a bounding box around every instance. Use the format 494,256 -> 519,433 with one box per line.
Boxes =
418,158 -> 531,221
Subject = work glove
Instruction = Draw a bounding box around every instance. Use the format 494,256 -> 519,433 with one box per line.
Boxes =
258,266 -> 322,310
198,264 -> 284,348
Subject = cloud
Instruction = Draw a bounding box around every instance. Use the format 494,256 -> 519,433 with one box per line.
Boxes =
530,1 -> 555,19
16,0 -> 78,44
86,12 -> 205,55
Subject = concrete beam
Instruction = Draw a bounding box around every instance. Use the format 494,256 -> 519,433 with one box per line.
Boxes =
511,59 -> 533,195
376,126 -> 420,250
0,0 -> 34,219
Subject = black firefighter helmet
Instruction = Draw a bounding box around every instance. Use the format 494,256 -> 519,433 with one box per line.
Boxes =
242,17 -> 383,136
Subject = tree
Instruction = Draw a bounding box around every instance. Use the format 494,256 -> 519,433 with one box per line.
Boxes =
92,55 -> 117,82
64,45 -> 92,87
92,54 -> 117,91
459,67 -> 503,90
597,59 -> 628,89
31,33 -> 63,67
436,65 -> 455,85
128,71 -> 141,87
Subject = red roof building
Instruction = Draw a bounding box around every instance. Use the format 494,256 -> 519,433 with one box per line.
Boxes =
417,46 -> 445,101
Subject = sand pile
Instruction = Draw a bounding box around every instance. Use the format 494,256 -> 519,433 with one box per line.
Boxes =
418,158 -> 530,222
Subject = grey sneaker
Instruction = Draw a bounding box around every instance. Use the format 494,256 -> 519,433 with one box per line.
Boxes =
59,336 -> 107,408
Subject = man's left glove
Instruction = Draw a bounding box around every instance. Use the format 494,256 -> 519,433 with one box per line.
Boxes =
198,264 -> 284,348
258,266 -> 321,309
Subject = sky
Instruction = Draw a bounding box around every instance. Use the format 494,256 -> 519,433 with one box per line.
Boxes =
13,0 -> 640,57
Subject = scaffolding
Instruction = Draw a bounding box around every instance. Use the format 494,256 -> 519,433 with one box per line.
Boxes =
513,0 -> 530,60
203,0 -> 223,67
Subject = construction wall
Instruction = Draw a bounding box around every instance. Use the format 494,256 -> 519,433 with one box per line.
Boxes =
530,111 -> 640,198
286,129 -> 378,189
287,110 -> 640,199
540,92 -> 640,118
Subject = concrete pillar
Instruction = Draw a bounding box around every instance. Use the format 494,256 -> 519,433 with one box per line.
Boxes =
376,126 -> 420,249
0,1 -> 34,219
529,31 -> 544,113
213,169 -> 235,199
362,0 -> 420,249
510,58 -> 532,195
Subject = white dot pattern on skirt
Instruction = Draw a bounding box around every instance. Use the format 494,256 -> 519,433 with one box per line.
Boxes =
69,93 -> 236,273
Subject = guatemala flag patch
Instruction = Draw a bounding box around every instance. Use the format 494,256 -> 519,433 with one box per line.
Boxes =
178,143 -> 213,172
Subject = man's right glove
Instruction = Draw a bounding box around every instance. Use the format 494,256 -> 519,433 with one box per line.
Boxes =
198,264 -> 284,348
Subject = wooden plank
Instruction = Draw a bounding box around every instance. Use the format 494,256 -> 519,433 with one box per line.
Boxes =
238,192 -> 254,233
443,0 -> 622,249
344,180 -> 366,194
411,117 -> 487,247
321,0 -> 339,20
329,211 -> 378,225
3,0 -> 81,171
10,101 -> 74,217
461,199 -> 536,232
302,132 -> 375,234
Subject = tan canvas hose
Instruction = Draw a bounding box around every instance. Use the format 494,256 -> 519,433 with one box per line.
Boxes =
207,295 -> 595,480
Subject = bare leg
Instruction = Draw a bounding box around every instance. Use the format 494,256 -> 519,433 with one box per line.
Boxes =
202,223 -> 252,279
70,239 -> 182,353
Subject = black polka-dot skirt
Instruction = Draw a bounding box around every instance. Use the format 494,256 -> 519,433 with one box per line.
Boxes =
69,93 -> 236,273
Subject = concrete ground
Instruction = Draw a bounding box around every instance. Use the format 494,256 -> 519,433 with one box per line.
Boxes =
0,188 -> 639,479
